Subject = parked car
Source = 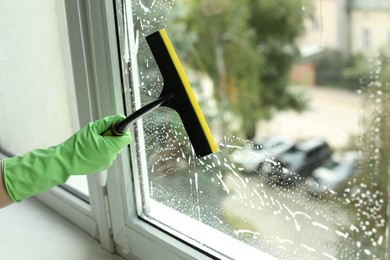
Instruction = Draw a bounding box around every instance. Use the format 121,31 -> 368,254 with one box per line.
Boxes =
259,138 -> 332,187
306,151 -> 358,196
230,135 -> 294,173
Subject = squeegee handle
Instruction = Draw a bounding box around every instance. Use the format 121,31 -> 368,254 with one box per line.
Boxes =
101,94 -> 174,137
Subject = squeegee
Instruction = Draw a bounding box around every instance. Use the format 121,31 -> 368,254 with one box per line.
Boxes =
102,29 -> 218,158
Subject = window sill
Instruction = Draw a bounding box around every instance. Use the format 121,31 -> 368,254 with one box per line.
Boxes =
0,197 -> 122,260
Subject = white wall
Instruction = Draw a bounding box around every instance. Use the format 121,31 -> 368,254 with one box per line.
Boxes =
0,0 -> 78,154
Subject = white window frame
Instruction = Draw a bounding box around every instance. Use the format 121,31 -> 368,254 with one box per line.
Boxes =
35,0 -> 126,252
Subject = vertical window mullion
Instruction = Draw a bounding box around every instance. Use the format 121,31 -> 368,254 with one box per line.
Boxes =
64,0 -> 126,252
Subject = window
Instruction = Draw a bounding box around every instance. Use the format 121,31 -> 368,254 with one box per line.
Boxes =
362,28 -> 371,50
110,1 -> 390,259
312,16 -> 320,31
7,0 -> 387,259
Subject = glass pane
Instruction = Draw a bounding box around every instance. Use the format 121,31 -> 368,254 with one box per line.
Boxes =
64,176 -> 89,199
126,0 -> 389,259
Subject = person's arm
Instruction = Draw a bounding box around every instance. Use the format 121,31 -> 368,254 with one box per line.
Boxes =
0,115 -> 131,208
0,160 -> 13,208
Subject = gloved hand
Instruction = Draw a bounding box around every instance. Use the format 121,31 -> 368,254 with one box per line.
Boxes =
2,115 -> 132,202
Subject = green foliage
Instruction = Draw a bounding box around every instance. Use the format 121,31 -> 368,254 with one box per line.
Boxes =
248,0 -> 307,42
171,0 -> 309,138
307,48 -> 347,87
342,53 -> 369,90
306,49 -> 375,91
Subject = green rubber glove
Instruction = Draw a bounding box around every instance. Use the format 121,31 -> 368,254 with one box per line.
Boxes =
2,115 -> 132,202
